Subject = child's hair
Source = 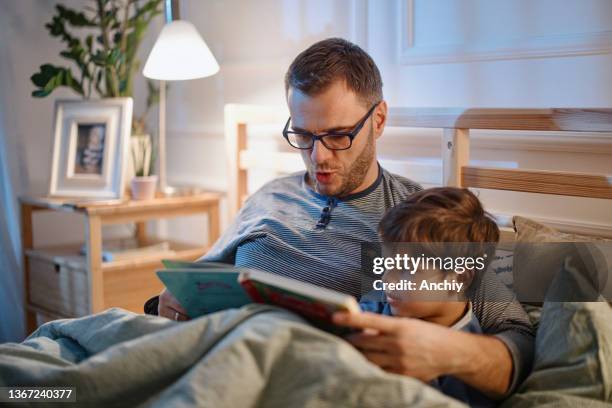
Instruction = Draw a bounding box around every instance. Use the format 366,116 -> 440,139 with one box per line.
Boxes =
379,187 -> 500,274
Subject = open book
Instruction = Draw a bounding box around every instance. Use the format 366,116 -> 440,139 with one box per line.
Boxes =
156,260 -> 360,332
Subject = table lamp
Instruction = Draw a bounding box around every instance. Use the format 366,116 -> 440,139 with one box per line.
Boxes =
143,0 -> 220,195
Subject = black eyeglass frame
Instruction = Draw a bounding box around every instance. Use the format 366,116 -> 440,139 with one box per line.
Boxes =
282,102 -> 380,151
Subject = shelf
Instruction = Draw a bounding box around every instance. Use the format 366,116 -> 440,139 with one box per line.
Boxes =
21,192 -> 222,215
25,237 -> 207,272
25,237 -> 208,317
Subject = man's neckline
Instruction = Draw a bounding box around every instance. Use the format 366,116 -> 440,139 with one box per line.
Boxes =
302,163 -> 383,202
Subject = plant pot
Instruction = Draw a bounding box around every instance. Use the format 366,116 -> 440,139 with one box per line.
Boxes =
131,175 -> 158,200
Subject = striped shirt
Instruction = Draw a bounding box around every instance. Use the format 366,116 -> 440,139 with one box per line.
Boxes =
200,165 -> 534,393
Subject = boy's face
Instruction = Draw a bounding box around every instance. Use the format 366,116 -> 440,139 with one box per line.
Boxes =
383,264 -> 468,320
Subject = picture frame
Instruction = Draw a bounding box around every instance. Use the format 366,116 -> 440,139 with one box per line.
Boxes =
49,98 -> 133,199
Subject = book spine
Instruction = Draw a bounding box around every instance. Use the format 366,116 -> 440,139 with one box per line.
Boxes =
239,279 -> 266,303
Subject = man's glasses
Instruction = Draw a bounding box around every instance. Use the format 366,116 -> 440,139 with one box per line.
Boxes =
282,102 -> 379,151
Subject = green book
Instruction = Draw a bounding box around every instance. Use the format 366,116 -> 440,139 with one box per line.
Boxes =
157,260 -> 252,317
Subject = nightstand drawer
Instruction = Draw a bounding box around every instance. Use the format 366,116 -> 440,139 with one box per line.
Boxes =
27,254 -> 88,317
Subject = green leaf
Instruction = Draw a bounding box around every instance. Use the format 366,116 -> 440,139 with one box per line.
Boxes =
119,78 -> 128,93
64,69 -> 84,95
57,4 -> 96,27
42,70 -> 62,93
32,89 -> 51,98
31,64 -> 60,87
85,34 -> 93,51
30,64 -> 83,97
59,43 -> 86,65
107,48 -> 122,65
92,50 -> 108,66
95,69 -> 104,95
45,16 -> 65,37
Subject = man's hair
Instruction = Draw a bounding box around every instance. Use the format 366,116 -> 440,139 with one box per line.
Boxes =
285,38 -> 383,107
380,187 -> 500,274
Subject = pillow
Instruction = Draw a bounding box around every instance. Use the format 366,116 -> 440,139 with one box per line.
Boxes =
503,218 -> 612,406
512,216 -> 611,306
503,300 -> 612,406
513,216 -> 611,243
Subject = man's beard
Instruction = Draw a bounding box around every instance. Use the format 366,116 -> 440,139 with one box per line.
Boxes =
309,125 -> 375,197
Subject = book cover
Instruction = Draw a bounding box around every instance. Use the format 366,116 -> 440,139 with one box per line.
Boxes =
156,268 -> 252,317
238,269 -> 360,334
157,262 -> 360,334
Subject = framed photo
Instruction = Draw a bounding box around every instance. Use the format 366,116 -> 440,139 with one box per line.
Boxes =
49,98 -> 133,199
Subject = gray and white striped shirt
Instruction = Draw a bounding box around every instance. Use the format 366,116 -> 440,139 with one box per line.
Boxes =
201,166 -> 534,393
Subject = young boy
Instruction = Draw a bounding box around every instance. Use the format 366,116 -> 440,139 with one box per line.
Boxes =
359,187 -> 500,407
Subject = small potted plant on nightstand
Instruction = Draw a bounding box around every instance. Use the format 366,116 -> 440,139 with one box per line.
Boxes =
130,131 -> 157,200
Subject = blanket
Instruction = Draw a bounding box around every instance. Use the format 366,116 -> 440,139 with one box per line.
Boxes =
0,305 -> 463,407
502,302 -> 612,408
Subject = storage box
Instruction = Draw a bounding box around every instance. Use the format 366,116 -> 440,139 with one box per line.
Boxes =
26,248 -> 89,317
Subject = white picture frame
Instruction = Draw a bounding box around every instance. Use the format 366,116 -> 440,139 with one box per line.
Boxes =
49,98 -> 133,199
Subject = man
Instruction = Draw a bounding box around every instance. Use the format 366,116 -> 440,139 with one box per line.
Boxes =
148,38 -> 534,399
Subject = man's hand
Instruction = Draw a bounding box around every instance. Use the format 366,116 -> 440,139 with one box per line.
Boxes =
158,288 -> 190,321
333,311 -> 512,398
333,311 -> 457,381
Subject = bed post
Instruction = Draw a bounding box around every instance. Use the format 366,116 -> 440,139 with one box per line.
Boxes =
236,124 -> 248,212
224,105 -> 248,220
442,128 -> 470,187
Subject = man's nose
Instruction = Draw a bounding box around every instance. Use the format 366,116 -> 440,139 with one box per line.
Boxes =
310,139 -> 333,164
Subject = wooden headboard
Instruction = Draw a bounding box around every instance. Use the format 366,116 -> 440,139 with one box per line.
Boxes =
224,104 -> 612,237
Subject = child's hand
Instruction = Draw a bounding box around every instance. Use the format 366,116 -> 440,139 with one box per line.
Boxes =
332,311 -> 459,382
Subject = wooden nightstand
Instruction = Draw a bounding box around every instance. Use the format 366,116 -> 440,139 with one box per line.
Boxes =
20,192 -> 222,334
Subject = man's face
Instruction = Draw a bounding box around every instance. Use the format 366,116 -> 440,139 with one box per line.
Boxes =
287,81 -> 385,197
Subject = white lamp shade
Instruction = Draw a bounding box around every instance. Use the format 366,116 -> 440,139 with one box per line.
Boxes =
143,20 -> 219,80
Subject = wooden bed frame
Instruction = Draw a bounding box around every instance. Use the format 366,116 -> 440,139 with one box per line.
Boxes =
224,104 -> 612,237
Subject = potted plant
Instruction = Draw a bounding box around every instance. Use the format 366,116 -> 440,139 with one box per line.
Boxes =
129,78 -> 160,199
131,133 -> 157,199
30,0 -> 163,193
